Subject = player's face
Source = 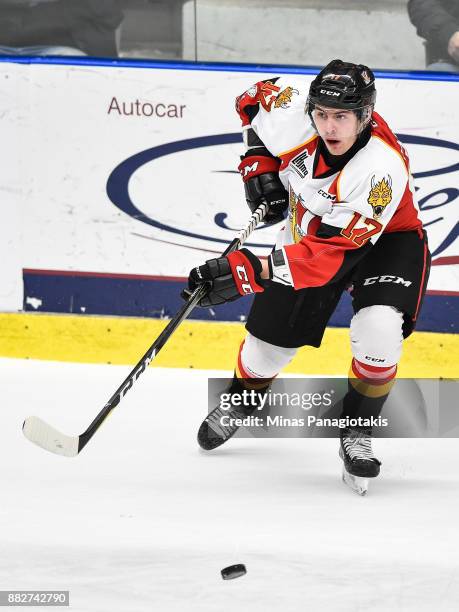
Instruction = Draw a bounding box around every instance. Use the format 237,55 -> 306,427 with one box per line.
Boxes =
312,105 -> 359,155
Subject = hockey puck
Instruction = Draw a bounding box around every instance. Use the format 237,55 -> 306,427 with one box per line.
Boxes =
221,564 -> 247,580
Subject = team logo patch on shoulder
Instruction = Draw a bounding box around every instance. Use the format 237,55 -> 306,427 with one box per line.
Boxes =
235,81 -> 280,117
259,81 -> 281,112
368,175 -> 392,218
274,86 -> 299,109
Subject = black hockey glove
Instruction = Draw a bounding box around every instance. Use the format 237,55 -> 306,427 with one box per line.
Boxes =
182,249 -> 264,308
238,148 -> 288,225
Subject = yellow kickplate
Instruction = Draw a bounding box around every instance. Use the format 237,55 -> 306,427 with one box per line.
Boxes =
0,313 -> 456,378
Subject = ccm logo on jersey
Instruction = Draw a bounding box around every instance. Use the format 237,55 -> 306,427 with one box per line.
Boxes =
235,265 -> 257,293
363,275 -> 412,287
320,89 -> 340,97
318,189 -> 335,201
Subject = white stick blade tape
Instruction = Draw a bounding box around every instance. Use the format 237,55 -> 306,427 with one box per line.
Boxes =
23,416 -> 79,457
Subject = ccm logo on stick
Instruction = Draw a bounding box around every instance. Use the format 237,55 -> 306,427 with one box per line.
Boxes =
363,275 -> 412,287
235,265 -> 254,293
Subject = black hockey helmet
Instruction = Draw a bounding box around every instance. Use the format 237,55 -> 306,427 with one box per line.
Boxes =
307,59 -> 376,115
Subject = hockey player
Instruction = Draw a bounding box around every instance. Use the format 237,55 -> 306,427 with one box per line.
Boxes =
186,60 -> 430,494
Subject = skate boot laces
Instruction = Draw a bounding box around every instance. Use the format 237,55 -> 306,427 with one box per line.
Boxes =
342,428 -> 377,462
205,406 -> 240,439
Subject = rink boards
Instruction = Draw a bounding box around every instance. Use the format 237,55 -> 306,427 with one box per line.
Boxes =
0,58 -> 457,372
1,312 -> 457,378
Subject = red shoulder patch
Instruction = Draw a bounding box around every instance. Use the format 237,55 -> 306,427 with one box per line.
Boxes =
235,80 -> 281,126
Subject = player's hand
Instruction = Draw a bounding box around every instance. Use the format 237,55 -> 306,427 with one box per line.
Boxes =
183,249 -> 265,307
238,153 -> 288,224
448,31 -> 459,63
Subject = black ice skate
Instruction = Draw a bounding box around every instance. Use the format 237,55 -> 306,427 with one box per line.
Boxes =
339,427 -> 381,496
198,376 -> 268,451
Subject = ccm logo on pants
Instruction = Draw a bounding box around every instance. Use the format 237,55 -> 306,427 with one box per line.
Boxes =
363,275 -> 412,287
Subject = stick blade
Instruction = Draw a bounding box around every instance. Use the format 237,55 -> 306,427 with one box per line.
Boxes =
23,416 -> 79,457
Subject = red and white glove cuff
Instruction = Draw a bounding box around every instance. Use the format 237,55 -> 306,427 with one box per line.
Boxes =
227,249 -> 264,296
238,155 -> 280,182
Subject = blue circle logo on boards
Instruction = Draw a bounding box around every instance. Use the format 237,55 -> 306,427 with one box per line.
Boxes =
106,133 -> 459,259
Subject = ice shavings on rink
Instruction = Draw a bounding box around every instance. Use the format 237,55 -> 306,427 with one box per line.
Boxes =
2,357 -> 459,611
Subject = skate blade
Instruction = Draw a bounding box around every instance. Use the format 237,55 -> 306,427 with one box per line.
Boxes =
342,467 -> 369,496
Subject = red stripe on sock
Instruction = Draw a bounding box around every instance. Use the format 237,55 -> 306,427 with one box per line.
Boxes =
352,358 -> 397,385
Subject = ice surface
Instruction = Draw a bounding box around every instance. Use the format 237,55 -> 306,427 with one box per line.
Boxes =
2,357 -> 459,611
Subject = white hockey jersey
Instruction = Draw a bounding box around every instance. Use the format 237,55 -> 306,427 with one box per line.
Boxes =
236,76 -> 423,289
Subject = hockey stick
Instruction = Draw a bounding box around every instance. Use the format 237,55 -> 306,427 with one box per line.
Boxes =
22,202 -> 268,457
